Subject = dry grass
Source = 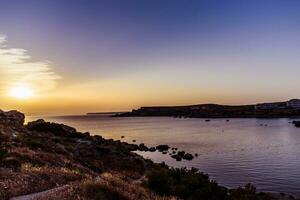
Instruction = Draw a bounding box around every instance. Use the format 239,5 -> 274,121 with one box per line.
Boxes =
34,172 -> 177,200
0,165 -> 83,200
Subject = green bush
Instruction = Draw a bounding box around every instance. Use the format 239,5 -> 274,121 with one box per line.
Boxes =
147,167 -> 229,200
229,184 -> 259,200
147,167 -> 270,200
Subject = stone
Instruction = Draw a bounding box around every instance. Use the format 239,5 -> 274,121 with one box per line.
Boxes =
183,153 -> 194,160
0,110 -> 25,128
149,147 -> 156,152
138,143 -> 149,151
177,151 -> 185,157
156,144 -> 170,152
292,121 -> 300,128
27,120 -> 80,137
171,154 -> 182,161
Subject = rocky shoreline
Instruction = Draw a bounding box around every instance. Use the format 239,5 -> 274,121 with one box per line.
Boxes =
0,110 -> 298,200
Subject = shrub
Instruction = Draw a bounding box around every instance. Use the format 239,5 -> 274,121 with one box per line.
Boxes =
147,167 -> 229,200
147,167 -> 172,195
229,183 -> 259,200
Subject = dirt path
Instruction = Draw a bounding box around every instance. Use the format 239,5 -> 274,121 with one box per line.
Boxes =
10,185 -> 70,200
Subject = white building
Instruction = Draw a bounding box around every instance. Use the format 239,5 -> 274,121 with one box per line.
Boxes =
287,99 -> 300,109
255,103 -> 280,110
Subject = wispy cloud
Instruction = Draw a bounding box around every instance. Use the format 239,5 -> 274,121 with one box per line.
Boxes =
0,35 -> 61,96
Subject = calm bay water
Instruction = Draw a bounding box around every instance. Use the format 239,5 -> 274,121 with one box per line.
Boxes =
26,115 -> 300,196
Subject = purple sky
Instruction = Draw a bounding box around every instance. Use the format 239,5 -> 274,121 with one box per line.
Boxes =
1,0 -> 300,114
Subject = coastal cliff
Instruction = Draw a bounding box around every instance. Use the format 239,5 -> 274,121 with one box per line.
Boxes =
0,110 -> 295,200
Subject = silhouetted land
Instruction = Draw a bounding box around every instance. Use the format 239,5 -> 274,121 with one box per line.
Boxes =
87,111 -> 127,115
116,103 -> 300,118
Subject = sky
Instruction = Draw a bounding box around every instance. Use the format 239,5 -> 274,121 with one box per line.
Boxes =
1,0 -> 300,115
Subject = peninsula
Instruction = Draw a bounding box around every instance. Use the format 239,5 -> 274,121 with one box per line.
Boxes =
116,99 -> 300,118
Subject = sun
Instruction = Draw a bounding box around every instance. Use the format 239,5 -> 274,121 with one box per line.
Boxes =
9,85 -> 34,99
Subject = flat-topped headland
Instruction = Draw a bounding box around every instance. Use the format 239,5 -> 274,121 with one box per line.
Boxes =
0,109 -> 296,200
87,112 -> 127,115
116,99 -> 300,118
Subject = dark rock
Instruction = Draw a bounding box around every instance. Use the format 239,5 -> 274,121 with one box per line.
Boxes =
149,147 -> 156,152
177,151 -> 185,157
128,144 -> 139,151
292,121 -> 300,128
83,132 -> 90,137
288,195 -> 295,199
121,136 -> 125,138
93,135 -> 104,144
132,140 -> 136,142
183,153 -> 194,160
27,120 -> 82,138
171,154 -> 182,161
0,110 -> 25,128
156,144 -> 170,152
138,143 -> 149,151
195,153 -> 198,157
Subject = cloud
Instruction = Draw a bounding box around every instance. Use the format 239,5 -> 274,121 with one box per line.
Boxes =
0,35 -> 61,96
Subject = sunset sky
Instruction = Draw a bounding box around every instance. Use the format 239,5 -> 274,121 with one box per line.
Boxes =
1,0 -> 300,115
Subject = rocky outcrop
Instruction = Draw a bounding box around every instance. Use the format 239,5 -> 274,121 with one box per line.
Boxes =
156,144 -> 170,152
0,110 -> 25,128
27,119 -> 84,138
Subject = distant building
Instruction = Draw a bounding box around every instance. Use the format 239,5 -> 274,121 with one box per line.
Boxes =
255,103 -> 281,110
287,99 -> 300,109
